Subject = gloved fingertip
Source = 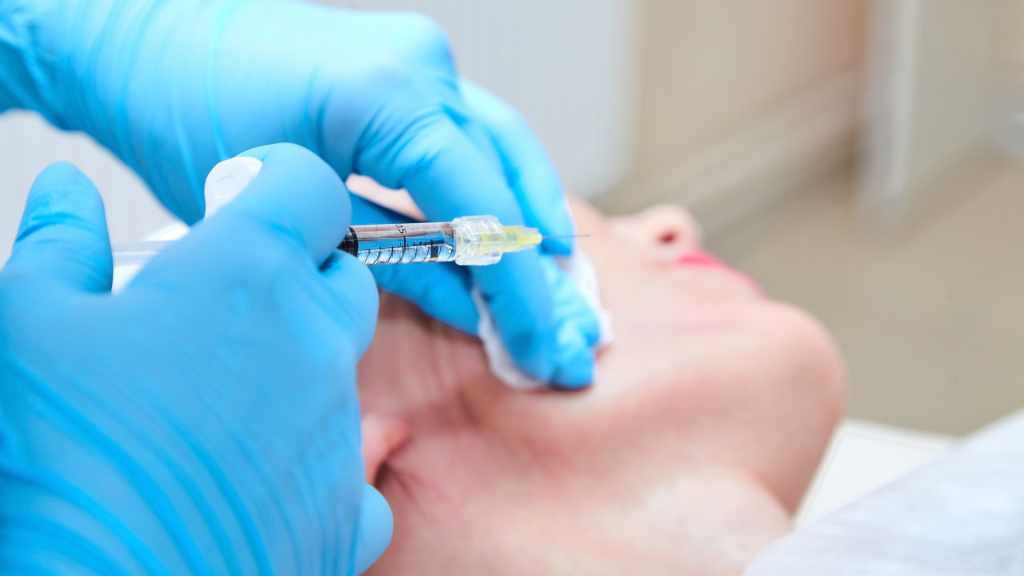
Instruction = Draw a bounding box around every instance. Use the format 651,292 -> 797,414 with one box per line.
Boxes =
29,162 -> 92,194
353,484 -> 393,574
550,344 -> 594,390
21,163 -> 106,234
8,162 -> 113,293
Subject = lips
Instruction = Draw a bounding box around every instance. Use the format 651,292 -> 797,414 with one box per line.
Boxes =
675,250 -> 765,295
675,251 -> 726,268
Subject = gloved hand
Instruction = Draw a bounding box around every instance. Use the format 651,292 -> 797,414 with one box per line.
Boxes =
0,144 -> 390,575
0,0 -> 599,387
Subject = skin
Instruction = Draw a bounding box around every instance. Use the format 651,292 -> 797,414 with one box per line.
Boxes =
353,195 -> 846,575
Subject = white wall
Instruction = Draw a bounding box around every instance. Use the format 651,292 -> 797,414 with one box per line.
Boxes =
0,0 -> 638,261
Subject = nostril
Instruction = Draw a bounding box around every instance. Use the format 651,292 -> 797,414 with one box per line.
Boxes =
608,203 -> 702,257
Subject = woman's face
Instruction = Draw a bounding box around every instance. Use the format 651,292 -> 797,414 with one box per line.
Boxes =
357,198 -> 845,576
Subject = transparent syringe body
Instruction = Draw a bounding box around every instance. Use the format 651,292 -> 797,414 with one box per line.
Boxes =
340,222 -> 458,265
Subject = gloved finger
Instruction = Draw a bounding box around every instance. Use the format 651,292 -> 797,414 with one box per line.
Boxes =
551,330 -> 596,388
547,300 -> 599,388
368,263 -> 477,335
355,112 -> 523,226
318,251 -> 379,357
444,105 -> 507,182
217,143 -> 351,267
350,195 -> 478,335
541,255 -> 602,387
5,162 -> 113,293
458,79 -> 576,255
353,484 -> 393,575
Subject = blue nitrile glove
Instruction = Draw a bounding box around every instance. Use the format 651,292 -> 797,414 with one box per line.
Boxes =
0,144 -> 390,575
0,0 -> 599,387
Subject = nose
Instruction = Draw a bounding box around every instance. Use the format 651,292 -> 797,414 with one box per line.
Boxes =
610,204 -> 701,259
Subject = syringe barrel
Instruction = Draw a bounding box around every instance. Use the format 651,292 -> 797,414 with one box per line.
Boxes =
338,216 -> 517,266
339,222 -> 458,265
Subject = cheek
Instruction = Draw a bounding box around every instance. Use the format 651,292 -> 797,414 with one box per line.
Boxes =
592,259 -> 765,329
659,262 -> 765,302
602,276 -> 764,341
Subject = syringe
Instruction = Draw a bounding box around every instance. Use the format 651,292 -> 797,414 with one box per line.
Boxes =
338,215 -> 541,265
112,215 -> 543,268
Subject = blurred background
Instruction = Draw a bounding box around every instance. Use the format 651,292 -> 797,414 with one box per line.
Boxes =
2,0 -> 1022,436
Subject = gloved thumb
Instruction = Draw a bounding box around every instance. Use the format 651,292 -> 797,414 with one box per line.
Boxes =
5,162 -> 113,292
353,484 -> 393,574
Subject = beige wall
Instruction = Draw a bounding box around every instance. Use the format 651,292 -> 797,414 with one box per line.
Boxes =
639,0 -> 867,176
603,0 -> 870,230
